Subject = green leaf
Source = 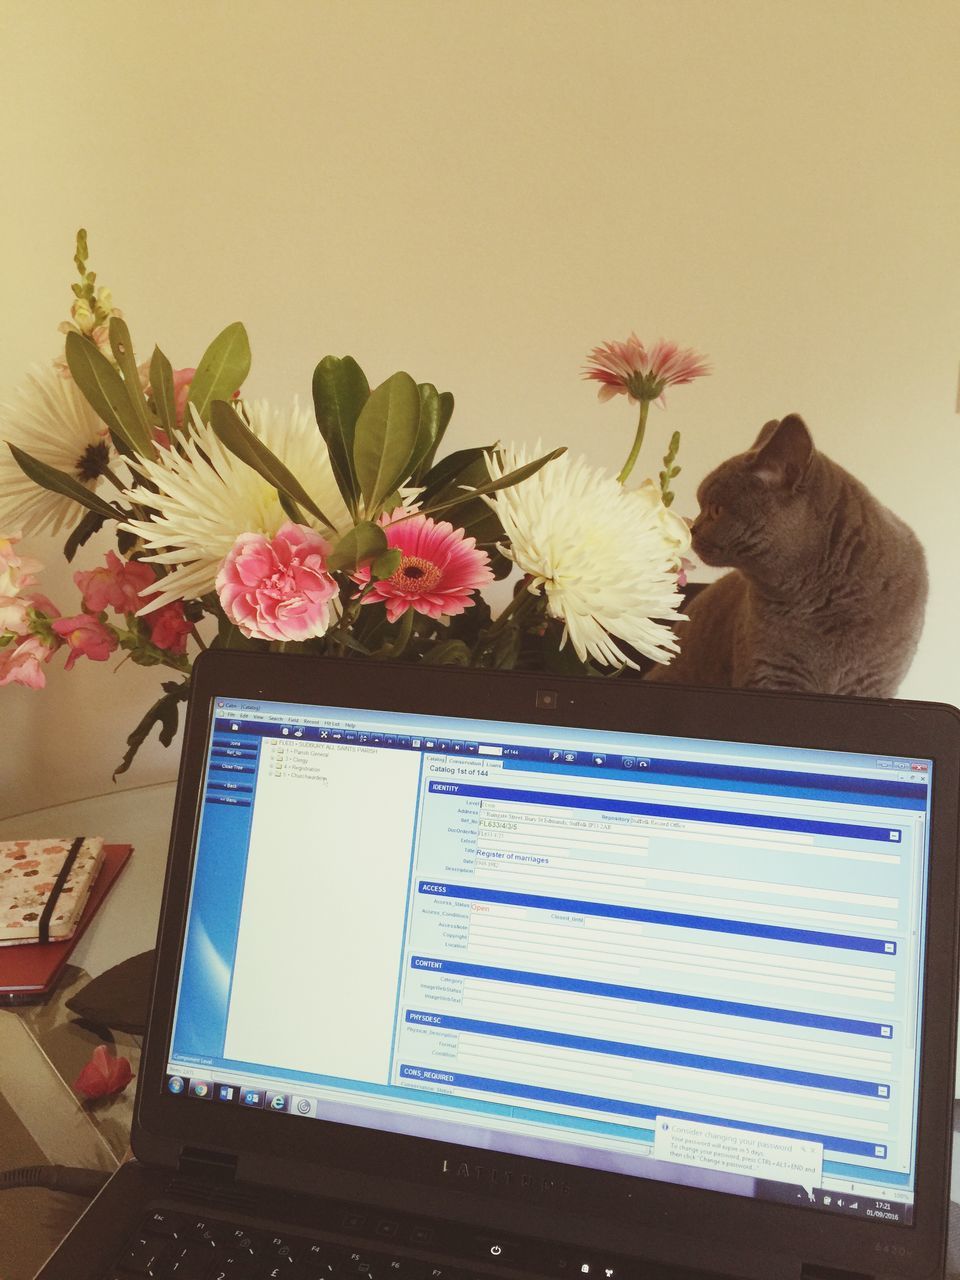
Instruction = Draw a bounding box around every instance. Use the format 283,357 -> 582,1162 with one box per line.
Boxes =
113,679 -> 190,779
65,330 -> 154,457
149,345 -> 177,437
419,446 -> 491,504
419,447 -> 501,538
63,509 -> 107,562
448,594 -> 493,645
353,371 -> 421,514
108,317 -> 156,454
421,639 -> 472,666
214,614 -> 269,652
416,447 -> 566,521
492,626 -> 522,670
326,521 -> 388,573
187,321 -> 251,423
339,629 -> 376,655
488,549 -> 513,580
372,547 -> 402,579
278,491 -> 304,523
210,400 -> 336,529
416,391 -> 454,478
405,383 -> 441,481
378,488 -> 405,512
8,443 -> 123,523
311,355 -> 369,515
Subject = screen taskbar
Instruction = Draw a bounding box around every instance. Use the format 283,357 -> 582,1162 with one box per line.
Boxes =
162,1065 -> 915,1226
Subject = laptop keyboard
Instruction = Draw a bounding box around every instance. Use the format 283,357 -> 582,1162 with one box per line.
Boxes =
101,1204 -> 729,1280
104,1207 -> 527,1280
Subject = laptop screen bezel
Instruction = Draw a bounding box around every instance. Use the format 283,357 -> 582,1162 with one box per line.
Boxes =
134,650 -> 960,1279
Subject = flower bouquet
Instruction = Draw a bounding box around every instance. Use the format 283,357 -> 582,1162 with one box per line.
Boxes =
0,232 -> 708,777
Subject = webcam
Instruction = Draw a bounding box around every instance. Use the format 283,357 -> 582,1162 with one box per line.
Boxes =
535,689 -> 559,710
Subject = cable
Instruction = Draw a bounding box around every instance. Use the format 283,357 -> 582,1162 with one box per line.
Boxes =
0,1165 -> 111,1196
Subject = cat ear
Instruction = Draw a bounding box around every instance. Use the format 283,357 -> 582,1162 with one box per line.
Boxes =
752,419 -> 781,450
749,414 -> 814,489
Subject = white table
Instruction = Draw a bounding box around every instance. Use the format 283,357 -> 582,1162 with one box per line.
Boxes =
0,782 -> 176,1279
0,781 -> 177,979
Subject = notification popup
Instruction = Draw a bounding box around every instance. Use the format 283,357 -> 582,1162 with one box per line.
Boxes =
654,1117 -> 823,1202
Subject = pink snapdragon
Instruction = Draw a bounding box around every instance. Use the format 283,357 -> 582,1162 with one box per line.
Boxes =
75,550 -> 158,615
171,367 -> 195,426
216,521 -> 338,642
0,635 -> 57,689
146,600 -> 192,654
51,613 -> 118,669
355,511 -> 493,623
0,537 -> 63,688
0,533 -> 42,598
0,595 -> 31,637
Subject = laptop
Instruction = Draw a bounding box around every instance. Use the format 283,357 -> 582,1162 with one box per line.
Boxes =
38,650 -> 960,1280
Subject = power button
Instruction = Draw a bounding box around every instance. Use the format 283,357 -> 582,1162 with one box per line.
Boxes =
473,1237 -> 514,1264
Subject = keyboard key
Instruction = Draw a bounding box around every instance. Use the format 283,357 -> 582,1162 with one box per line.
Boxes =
289,1242 -> 350,1279
262,1233 -> 305,1263
228,1226 -> 265,1254
116,1234 -> 169,1275
211,1263 -> 255,1280
166,1241 -> 219,1277
288,1262 -> 339,1280
142,1210 -> 182,1239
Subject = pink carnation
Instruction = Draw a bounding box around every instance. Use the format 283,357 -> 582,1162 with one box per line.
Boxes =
216,521 -> 338,642
355,510 -> 493,624
75,551 -> 157,615
51,614 -> 118,670
0,635 -> 57,689
146,600 -> 192,654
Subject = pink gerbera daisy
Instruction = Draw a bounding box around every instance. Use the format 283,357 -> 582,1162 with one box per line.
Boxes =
357,511 -> 493,623
583,335 -> 711,404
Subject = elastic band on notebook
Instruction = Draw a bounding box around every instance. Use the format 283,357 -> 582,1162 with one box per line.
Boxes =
38,836 -> 84,946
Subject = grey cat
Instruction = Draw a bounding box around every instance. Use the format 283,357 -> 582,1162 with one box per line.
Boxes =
647,414 -> 927,696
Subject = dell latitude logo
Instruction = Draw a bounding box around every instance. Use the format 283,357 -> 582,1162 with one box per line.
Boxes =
441,1159 -> 571,1197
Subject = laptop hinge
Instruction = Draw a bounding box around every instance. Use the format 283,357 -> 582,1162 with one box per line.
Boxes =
176,1146 -> 238,1184
800,1266 -> 873,1280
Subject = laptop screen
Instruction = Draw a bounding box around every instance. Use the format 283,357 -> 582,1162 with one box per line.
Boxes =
163,692 -> 933,1230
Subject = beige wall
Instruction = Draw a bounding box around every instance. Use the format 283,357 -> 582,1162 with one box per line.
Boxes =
2,0 -> 958,815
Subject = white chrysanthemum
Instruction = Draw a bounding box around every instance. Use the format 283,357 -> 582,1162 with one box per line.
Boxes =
121,398 -> 352,612
0,364 -> 111,536
631,478 -> 693,563
486,445 -> 687,668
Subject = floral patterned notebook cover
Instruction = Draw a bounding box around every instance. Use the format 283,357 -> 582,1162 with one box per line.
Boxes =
0,837 -> 105,945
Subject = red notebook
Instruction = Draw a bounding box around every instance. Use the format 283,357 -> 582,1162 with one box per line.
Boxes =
0,844 -> 133,1004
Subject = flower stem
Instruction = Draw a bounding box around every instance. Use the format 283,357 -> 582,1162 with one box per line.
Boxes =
374,608 -> 414,659
616,399 -> 650,486
101,464 -> 128,494
484,583 -> 531,638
